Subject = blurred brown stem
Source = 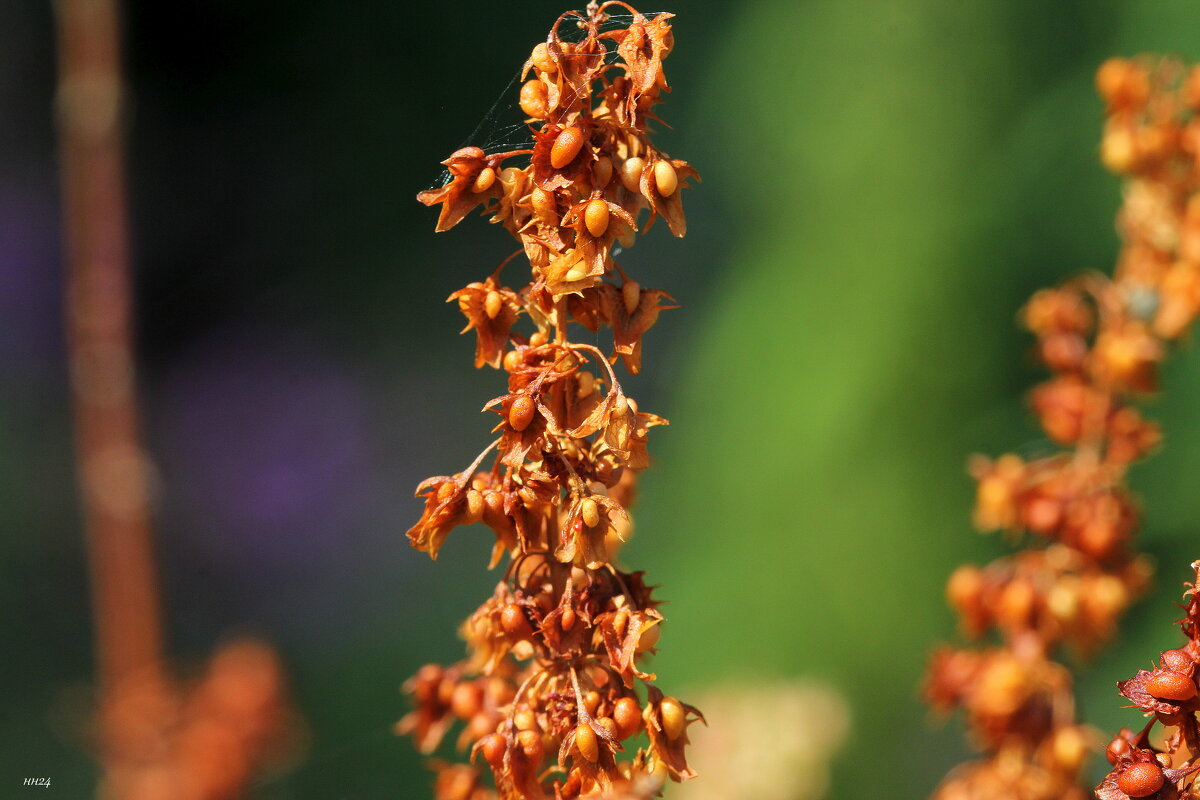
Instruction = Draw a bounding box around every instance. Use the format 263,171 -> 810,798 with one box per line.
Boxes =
55,0 -> 164,702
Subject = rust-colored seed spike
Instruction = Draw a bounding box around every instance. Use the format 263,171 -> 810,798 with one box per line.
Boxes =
403,6 -> 700,797
928,55 -> 1200,800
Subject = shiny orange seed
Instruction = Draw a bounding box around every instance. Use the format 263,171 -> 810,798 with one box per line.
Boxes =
945,564 -> 984,611
620,157 -> 645,192
530,42 -> 556,74
660,696 -> 686,740
584,198 -> 610,237
472,166 -> 496,193
480,732 -> 506,767
519,79 -> 549,119
581,497 -> 600,527
653,159 -> 678,196
501,603 -> 531,637
1106,734 -> 1133,765
484,289 -> 503,320
450,682 -> 483,719
499,166 -> 522,188
622,280 -> 641,316
561,605 -> 576,631
594,156 -> 613,187
509,395 -> 536,431
596,716 -> 617,740
637,622 -> 660,652
576,370 -> 595,398
465,489 -> 484,522
531,185 -> 556,217
517,728 -> 543,761
529,330 -> 548,347
502,349 -> 521,373
1145,670 -> 1197,702
564,262 -> 590,282
551,126 -> 585,169
1117,762 -> 1165,797
574,723 -> 598,762
613,697 -> 641,739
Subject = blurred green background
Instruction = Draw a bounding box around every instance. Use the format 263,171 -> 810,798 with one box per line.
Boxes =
6,0 -> 1200,797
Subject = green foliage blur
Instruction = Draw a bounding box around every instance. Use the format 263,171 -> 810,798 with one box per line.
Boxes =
5,0 -> 1200,797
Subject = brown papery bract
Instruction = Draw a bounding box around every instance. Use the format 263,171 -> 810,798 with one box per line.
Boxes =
926,56 -> 1200,800
402,5 -> 699,799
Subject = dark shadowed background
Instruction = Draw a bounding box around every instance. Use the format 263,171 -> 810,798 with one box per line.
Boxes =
5,0 -> 1200,797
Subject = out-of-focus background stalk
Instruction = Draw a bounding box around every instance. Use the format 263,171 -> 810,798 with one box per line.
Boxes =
5,0 -> 1200,796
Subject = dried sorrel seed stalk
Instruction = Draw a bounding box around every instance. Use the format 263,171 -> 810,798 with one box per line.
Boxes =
1096,563 -> 1200,800
925,56 -> 1200,800
399,5 -> 701,799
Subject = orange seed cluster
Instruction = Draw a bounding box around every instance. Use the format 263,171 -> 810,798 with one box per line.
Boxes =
926,56 -> 1200,800
401,5 -> 701,800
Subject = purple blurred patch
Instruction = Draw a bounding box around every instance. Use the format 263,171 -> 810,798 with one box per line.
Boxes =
0,184 -> 64,377
157,325 -> 370,570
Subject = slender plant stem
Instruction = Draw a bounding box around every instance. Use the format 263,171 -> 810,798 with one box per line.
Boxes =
55,0 -> 163,700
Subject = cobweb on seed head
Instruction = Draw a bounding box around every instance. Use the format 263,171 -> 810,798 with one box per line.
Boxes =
424,10 -> 672,192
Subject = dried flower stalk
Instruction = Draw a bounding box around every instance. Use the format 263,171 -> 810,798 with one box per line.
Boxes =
926,56 -> 1200,800
56,0 -> 295,795
399,4 -> 700,799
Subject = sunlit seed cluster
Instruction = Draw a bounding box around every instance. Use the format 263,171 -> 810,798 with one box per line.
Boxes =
400,5 -> 701,799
